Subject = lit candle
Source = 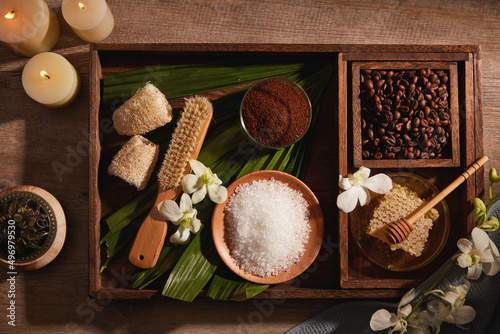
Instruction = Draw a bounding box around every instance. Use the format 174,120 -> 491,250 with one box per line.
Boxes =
22,52 -> 80,108
0,0 -> 60,57
62,0 -> 114,43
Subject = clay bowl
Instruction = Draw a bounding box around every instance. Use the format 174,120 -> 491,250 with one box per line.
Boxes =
212,170 -> 324,284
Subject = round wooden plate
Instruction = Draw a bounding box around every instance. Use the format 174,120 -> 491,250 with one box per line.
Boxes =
212,170 -> 324,284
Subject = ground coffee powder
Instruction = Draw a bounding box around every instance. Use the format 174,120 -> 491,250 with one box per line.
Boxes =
241,78 -> 310,147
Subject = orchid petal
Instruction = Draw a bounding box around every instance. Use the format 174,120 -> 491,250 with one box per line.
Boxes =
170,225 -> 191,244
400,288 -> 416,308
208,184 -> 228,204
457,238 -> 473,254
399,304 -> 413,317
182,174 -> 202,194
358,166 -> 371,178
211,171 -> 223,185
337,187 -> 364,213
191,218 -> 202,233
442,291 -> 459,305
490,240 -> 500,257
370,309 -> 395,330
157,200 -> 183,222
338,175 -> 352,191
456,254 -> 470,268
471,227 -> 490,254
189,159 -> 207,176
364,173 -> 393,194
358,187 -> 371,207
481,249 -> 495,263
482,260 -> 500,276
452,306 -> 476,325
192,186 -> 207,204
466,264 -> 483,280
179,193 -> 193,212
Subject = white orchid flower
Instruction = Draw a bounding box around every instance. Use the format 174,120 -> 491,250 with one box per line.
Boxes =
407,310 -> 435,334
455,227 -> 500,279
182,159 -> 228,204
370,288 -> 415,333
157,193 -> 202,244
426,282 -> 475,331
337,166 -> 393,213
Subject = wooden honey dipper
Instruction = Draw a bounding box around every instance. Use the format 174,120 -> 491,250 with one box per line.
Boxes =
385,156 -> 488,244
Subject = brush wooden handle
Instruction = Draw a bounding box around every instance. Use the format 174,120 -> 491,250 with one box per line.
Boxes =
405,155 -> 488,227
129,113 -> 213,269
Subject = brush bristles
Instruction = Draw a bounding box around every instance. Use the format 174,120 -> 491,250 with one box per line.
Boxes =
158,96 -> 213,190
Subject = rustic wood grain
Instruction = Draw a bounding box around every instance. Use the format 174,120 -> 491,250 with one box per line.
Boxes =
1,0 -> 500,333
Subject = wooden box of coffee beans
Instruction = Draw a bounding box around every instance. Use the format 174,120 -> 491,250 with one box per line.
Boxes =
351,61 -> 460,168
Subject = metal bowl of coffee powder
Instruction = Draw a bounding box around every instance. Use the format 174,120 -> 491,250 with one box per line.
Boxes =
240,77 -> 312,149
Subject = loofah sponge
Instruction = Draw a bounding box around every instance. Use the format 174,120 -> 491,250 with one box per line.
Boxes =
367,183 -> 439,257
108,135 -> 159,191
112,83 -> 173,135
158,96 -> 213,190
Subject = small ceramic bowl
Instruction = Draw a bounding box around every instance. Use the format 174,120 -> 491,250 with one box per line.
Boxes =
212,170 -> 323,284
240,77 -> 312,149
350,173 -> 450,272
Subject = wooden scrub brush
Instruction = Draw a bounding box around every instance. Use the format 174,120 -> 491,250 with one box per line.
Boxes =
129,96 -> 213,269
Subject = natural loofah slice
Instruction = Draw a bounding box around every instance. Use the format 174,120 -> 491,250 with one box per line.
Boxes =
108,135 -> 159,191
158,96 -> 213,190
112,82 -> 173,135
367,183 -> 439,257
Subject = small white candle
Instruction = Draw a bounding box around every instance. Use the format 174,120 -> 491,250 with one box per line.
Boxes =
62,0 -> 114,43
0,0 -> 59,57
22,52 -> 80,108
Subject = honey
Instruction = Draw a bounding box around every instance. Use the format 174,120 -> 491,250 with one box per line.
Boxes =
367,183 -> 439,257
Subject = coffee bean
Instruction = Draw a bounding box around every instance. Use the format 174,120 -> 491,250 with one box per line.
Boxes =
365,79 -> 374,90
385,137 -> 396,147
360,67 -> 452,160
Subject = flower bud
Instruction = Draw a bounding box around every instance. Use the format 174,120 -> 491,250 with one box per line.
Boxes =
489,168 -> 500,183
472,198 -> 486,223
478,216 -> 499,232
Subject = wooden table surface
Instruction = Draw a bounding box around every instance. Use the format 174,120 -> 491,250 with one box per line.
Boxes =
1,0 -> 500,333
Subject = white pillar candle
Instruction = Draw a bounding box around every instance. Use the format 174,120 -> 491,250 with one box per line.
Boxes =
62,0 -> 114,43
0,0 -> 59,57
22,52 -> 80,108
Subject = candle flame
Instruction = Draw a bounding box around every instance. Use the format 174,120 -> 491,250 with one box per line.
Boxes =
40,71 -> 51,80
78,2 -> 86,11
4,11 -> 15,20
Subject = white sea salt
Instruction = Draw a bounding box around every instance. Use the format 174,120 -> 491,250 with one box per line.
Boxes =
224,178 -> 311,277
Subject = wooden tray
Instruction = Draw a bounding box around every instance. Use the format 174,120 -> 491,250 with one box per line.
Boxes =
89,44 -> 483,299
